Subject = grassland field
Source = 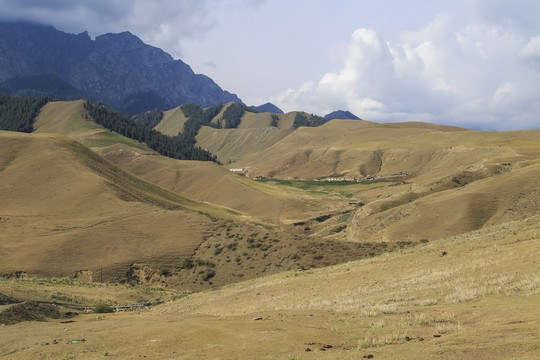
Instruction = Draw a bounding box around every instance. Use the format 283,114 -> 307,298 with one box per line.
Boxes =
0,100 -> 538,359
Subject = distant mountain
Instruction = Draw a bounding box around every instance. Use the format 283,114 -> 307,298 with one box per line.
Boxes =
324,110 -> 361,121
250,102 -> 283,114
0,21 -> 242,113
0,73 -> 90,101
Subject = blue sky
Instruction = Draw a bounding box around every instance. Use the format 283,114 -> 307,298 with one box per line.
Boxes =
1,0 -> 539,130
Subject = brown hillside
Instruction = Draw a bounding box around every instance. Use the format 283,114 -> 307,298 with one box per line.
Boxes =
195,116 -> 540,243
153,105 -> 188,136
346,160 -> 540,242
0,131 -> 215,280
195,110 -> 299,163
95,143 -> 361,226
96,143 -> 285,221
32,101 -> 540,245
34,100 -> 150,151
1,131 -> 389,292
381,121 -> 467,132
224,120 -> 539,180
33,101 -> 352,225
1,215 -> 538,359
1,100 -> 539,359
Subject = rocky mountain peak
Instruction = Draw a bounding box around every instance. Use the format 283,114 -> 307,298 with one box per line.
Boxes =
0,21 -> 242,113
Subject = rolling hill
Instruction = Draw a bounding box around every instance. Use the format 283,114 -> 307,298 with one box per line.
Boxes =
0,97 -> 538,359
155,106 -> 540,243
1,214 -> 537,358
1,100 -> 410,291
33,100 -> 540,246
0,130 -> 210,280
1,130 -> 362,290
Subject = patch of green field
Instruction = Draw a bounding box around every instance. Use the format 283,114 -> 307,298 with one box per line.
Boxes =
255,179 -> 400,197
256,179 -> 357,189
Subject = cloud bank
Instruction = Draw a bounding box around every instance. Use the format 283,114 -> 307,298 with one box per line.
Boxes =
272,4 -> 540,130
0,0 -> 224,58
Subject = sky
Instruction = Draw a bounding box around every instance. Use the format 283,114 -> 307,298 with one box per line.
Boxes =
0,0 -> 539,130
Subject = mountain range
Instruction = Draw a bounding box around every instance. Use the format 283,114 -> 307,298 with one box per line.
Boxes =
0,21 -> 242,113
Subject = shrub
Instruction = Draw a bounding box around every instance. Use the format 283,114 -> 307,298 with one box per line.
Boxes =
201,270 -> 216,281
159,268 -> 170,276
180,258 -> 194,269
195,259 -> 215,267
94,303 -> 114,313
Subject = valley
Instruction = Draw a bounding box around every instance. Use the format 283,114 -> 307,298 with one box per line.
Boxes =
1,99 -> 539,358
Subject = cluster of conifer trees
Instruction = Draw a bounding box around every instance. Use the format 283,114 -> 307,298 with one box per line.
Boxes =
179,102 -> 257,141
0,92 -> 327,163
132,109 -> 163,128
179,103 -> 223,145
223,103 -> 250,128
270,114 -> 280,127
0,93 -> 49,132
292,112 -> 326,129
84,101 -> 218,162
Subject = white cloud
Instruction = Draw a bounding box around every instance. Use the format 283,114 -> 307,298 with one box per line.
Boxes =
520,34 -> 540,71
0,0 -> 269,60
0,0 -> 222,58
272,8 -> 540,130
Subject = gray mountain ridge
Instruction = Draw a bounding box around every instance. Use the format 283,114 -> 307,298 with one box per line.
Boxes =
0,21 -> 242,113
249,102 -> 284,114
324,110 -> 361,121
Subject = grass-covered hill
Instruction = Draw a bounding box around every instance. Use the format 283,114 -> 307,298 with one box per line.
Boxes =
0,130 -> 211,281
32,101 -> 335,223
0,98 -> 538,359
29,100 -> 540,247
151,101 -> 540,244
1,100 -> 411,291
1,130 -> 378,290
1,214 -> 537,358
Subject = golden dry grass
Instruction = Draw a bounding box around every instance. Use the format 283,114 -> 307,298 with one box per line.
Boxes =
0,131 -> 233,281
34,101 -> 149,152
1,100 -> 540,358
95,143 -> 286,221
153,105 -> 188,136
34,101 -> 337,224
1,216 -> 538,359
0,131 -> 388,293
26,100 -> 540,261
